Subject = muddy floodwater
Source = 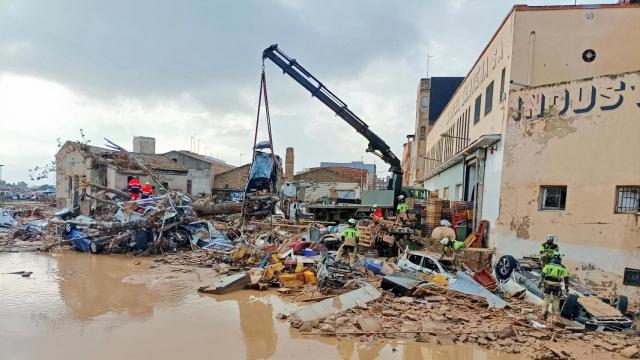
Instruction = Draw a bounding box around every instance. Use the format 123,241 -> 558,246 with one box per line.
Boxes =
0,252 -> 524,359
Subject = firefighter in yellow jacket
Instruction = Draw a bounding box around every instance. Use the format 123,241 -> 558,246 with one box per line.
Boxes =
540,254 -> 570,321
336,218 -> 359,268
396,195 -> 408,224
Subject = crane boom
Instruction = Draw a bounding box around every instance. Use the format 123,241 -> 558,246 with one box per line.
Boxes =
262,44 -> 403,197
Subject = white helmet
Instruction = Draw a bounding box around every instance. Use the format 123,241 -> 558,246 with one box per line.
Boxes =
348,218 -> 356,226
398,195 -> 405,200
372,204 -> 378,208
546,234 -> 556,242
441,237 -> 450,246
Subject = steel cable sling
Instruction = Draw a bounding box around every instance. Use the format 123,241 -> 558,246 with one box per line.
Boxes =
240,65 -> 278,228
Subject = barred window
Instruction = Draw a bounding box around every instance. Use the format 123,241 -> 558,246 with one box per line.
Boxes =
540,186 -> 567,211
615,186 -> 640,214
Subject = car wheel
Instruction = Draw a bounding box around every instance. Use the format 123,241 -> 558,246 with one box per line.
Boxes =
616,295 -> 628,314
495,255 -> 518,282
561,294 -> 579,320
90,241 -> 100,254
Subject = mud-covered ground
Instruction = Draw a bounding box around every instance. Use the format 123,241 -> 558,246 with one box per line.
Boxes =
1,251 -> 528,360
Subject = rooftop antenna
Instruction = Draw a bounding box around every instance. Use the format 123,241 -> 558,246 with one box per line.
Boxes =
426,53 -> 434,78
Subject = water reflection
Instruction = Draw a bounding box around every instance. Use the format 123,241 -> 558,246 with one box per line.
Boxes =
0,252 -> 524,360
56,252 -> 164,320
212,292 -> 278,360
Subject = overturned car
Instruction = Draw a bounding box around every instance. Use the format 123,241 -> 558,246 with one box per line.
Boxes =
495,254 -> 633,330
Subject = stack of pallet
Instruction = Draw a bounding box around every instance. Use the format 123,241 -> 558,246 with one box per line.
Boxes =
451,201 -> 468,226
466,201 -> 474,223
357,222 -> 375,248
424,198 -> 442,238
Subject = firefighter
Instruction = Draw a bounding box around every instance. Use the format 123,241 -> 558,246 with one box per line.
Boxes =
441,237 -> 465,252
371,204 -> 383,219
336,218 -> 359,268
540,253 -> 570,321
127,177 -> 142,200
141,182 -> 153,199
540,234 -> 560,265
396,195 -> 408,223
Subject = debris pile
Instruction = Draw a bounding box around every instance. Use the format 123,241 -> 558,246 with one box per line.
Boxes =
0,205 -> 57,252
53,192 -> 197,255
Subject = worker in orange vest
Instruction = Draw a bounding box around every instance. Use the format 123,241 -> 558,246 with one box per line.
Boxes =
141,182 -> 153,199
128,177 -> 142,200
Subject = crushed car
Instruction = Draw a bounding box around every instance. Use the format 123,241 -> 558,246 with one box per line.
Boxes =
495,254 -> 633,330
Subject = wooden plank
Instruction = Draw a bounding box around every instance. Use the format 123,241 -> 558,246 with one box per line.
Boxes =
578,296 -> 623,318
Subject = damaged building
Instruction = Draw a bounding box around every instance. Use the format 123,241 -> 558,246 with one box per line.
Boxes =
409,3 -> 640,273
164,150 -> 235,196
55,138 -> 189,213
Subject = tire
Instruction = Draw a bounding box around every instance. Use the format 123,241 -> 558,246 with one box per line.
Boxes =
90,241 -> 100,254
616,295 -> 628,314
495,255 -> 518,282
561,294 -> 579,320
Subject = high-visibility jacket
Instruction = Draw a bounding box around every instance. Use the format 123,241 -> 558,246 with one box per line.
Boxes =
542,263 -> 569,289
539,242 -> 559,256
452,240 -> 465,251
341,227 -> 359,246
397,202 -> 408,213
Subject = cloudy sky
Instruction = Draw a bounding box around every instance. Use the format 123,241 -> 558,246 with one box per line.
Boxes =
0,0 -> 612,185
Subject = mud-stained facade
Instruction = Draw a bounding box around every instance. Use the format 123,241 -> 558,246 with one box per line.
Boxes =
495,71 -> 640,273
420,4 -> 640,254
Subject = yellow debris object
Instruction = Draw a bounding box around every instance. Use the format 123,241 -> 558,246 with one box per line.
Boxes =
304,270 -> 316,285
419,273 -> 449,286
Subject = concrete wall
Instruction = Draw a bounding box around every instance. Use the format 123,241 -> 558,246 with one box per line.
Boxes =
214,165 -> 250,191
164,151 -> 210,171
294,168 -> 361,184
423,161 -> 464,201
495,71 -> 640,273
188,169 -> 210,195
108,167 -> 188,194
481,140 -> 504,241
133,136 -> 155,154
304,182 -> 361,203
411,79 -> 430,184
423,10 -> 513,177
510,7 -> 640,88
55,144 -> 101,209
422,5 -> 640,251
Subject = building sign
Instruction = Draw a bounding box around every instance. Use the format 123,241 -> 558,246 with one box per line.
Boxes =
447,40 -> 506,123
512,72 -> 640,121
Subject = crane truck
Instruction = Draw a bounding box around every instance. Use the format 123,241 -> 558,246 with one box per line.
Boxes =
262,44 -> 426,222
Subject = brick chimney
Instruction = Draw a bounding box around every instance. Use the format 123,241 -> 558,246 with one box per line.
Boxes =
285,147 -> 294,181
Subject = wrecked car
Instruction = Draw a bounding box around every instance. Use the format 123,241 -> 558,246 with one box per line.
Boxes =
495,254 -> 633,330
397,250 -> 455,279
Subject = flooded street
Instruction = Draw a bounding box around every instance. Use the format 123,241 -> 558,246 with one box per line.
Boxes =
1,252 -> 522,360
